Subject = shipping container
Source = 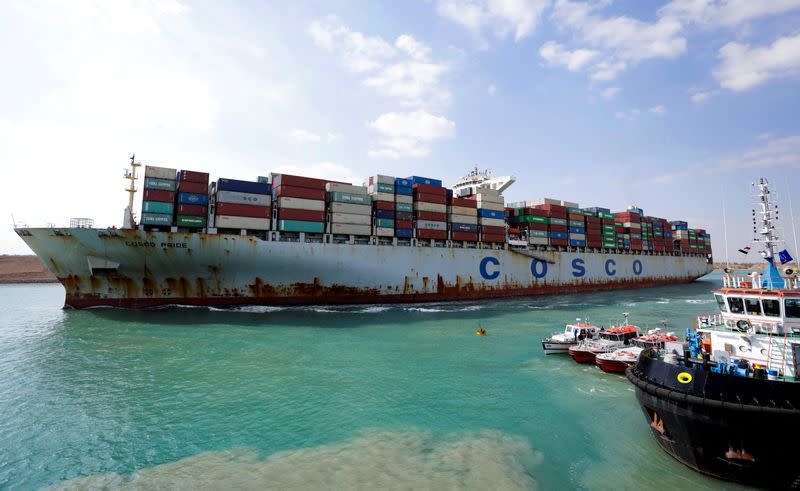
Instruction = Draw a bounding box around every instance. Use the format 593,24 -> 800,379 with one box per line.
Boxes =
328,202 -> 371,215
178,192 -> 209,206
477,209 -> 504,219
413,202 -> 447,213
394,185 -> 413,196
394,194 -> 413,204
481,233 -> 505,243
375,209 -> 394,219
216,190 -> 271,207
140,212 -> 173,226
142,201 -> 174,214
368,183 -> 395,194
376,218 -> 395,228
327,223 -> 371,235
272,173 -> 331,190
214,215 -> 271,230
176,203 -> 207,216
416,229 -> 447,240
278,220 -> 325,233
177,181 -> 208,194
451,231 -> 479,241
143,189 -> 175,203
178,170 -> 210,184
276,197 -> 326,212
481,225 -> 505,235
407,176 -> 443,187
478,217 -> 505,227
329,191 -> 371,205
395,177 -> 412,187
396,202 -> 413,213
278,209 -> 324,222
371,192 -> 395,203
217,178 -> 271,195
448,205 -> 478,216
414,193 -> 447,205
369,175 -> 395,185
416,220 -> 447,231
275,186 -> 326,201
144,165 -> 177,180
448,214 -> 478,225
450,223 -> 478,233
176,215 -> 206,227
330,212 -> 371,225
415,211 -> 447,221
375,227 -> 394,237
144,177 -> 177,191
373,201 -> 395,211
396,219 -> 413,229
395,228 -> 413,238
395,211 -> 414,221
326,182 -> 367,195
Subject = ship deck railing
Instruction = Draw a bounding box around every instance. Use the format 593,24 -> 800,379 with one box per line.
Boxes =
722,274 -> 800,290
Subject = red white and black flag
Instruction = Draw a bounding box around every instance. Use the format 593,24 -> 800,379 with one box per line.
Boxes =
738,246 -> 751,254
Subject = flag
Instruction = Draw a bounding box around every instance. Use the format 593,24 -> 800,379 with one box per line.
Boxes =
778,249 -> 794,265
738,246 -> 751,254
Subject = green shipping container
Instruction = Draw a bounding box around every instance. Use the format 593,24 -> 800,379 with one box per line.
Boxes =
140,212 -> 172,226
144,177 -> 177,191
142,200 -> 174,214
176,215 -> 206,227
615,222 -> 623,226
279,220 -> 325,233
526,215 -> 548,224
630,233 -> 642,239
598,212 -> 615,219
376,183 -> 394,193
396,202 -> 413,212
328,191 -> 370,205
603,242 -> 617,247
376,218 -> 395,228
566,207 -> 582,215
582,210 -> 596,217
602,224 -> 615,232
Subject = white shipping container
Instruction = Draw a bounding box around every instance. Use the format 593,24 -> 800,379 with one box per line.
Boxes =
375,227 -> 394,237
330,212 -> 371,225
215,215 -> 271,230
476,201 -> 505,211
328,223 -> 372,235
328,202 -> 371,215
624,222 -> 642,229
447,205 -> 478,216
543,198 -> 561,205
371,192 -> 394,202
326,182 -> 367,195
413,202 -> 447,213
276,197 -> 325,211
416,220 -> 447,231
394,194 -> 413,204
569,233 -> 586,240
478,217 -> 505,227
369,174 -> 395,185
476,186 -> 501,196
528,237 -> 549,245
529,230 -> 548,238
448,214 -> 478,225
144,165 -> 177,180
476,193 -> 504,204
561,200 -> 580,208
216,190 -> 271,206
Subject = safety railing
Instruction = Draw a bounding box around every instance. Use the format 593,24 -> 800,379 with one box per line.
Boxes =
722,274 -> 800,290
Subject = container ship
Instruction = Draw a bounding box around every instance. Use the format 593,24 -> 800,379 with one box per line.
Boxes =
14,159 -> 713,309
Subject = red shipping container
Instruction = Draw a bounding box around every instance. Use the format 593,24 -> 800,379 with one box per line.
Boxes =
177,181 -> 208,194
615,212 -> 641,222
549,224 -> 568,233
550,238 -> 568,246
602,218 -> 615,225
273,185 -> 326,201
415,211 -> 447,221
143,189 -> 175,203
416,229 -> 447,240
272,173 -> 337,190
448,197 -> 477,208
481,233 -> 505,243
586,216 -> 601,225
451,231 -> 478,241
615,226 -> 624,233
507,227 -> 521,235
178,170 -> 210,184
586,224 -> 602,232
587,240 -> 603,247
568,213 -> 585,221
373,200 -> 395,211
412,183 -> 447,196
542,209 -> 568,219
526,223 -> 548,231
396,219 -> 413,229
277,208 -> 324,221
481,225 -> 505,235
176,203 -> 207,216
535,203 -> 567,213
414,192 -> 447,205
217,202 -> 271,218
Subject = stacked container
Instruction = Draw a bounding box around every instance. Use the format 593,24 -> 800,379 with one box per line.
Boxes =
586,207 -> 616,248
447,196 -> 478,241
141,165 -> 177,227
327,182 -> 372,236
272,173 -> 327,233
368,175 -> 396,237
566,206 -> 586,247
472,187 -> 505,243
670,221 -> 689,252
583,210 -> 602,248
616,211 -> 642,250
394,178 -> 414,239
410,177 -> 448,241
212,178 -> 272,230
176,169 -> 210,228
533,203 -> 568,246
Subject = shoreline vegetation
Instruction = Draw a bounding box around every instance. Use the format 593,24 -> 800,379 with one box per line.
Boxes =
0,255 -> 58,284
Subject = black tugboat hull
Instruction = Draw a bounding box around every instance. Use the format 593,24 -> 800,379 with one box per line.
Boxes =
627,357 -> 800,489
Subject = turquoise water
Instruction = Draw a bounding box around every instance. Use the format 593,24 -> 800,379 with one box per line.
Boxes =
0,274 -> 747,490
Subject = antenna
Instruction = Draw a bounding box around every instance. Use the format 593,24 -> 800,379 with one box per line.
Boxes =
721,183 -> 731,270
124,154 -> 142,229
786,173 -> 799,270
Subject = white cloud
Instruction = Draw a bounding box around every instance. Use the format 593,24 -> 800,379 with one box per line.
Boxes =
308,16 -> 395,73
488,84 -> 497,95
690,89 -> 717,103
614,108 -> 640,121
437,0 -> 551,42
659,0 -> 800,28
601,86 -> 620,99
288,129 -> 322,142
719,134 -> 800,169
363,59 -> 451,106
713,33 -> 800,91
368,111 -> 456,159
539,41 -> 600,71
649,104 -> 666,115
589,59 -> 627,81
395,34 -> 431,61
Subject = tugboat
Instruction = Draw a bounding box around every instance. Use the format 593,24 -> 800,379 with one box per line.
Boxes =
626,178 -> 800,488
568,314 -> 640,363
595,329 -> 677,373
541,319 -> 601,354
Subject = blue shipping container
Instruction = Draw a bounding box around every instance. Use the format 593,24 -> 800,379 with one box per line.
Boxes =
569,239 -> 587,247
477,209 -> 504,219
569,226 -> 586,234
395,178 -> 412,187
217,178 -> 271,195
395,228 -> 413,238
376,209 -> 394,219
178,192 -> 209,205
406,176 -> 443,187
586,207 -> 611,214
451,223 -> 478,233
550,231 -> 568,239
394,185 -> 413,196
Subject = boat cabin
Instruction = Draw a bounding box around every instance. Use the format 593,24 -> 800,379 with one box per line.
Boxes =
598,325 -> 639,344
563,323 -> 600,341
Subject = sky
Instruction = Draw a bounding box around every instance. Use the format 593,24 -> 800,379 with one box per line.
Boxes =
2,0 -> 800,260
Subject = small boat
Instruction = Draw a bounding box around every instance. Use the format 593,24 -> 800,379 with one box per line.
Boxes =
596,329 -> 678,373
541,320 -> 600,354
476,328 -> 487,336
568,315 -> 640,363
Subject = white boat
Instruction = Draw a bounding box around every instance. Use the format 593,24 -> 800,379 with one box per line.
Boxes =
541,320 -> 600,354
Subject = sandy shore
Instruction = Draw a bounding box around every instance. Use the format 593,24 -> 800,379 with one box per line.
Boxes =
0,255 -> 58,284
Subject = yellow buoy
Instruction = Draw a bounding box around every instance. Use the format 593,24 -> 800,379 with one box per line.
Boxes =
677,372 -> 693,384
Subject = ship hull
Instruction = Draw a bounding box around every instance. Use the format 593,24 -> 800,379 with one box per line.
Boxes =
16,228 -> 713,309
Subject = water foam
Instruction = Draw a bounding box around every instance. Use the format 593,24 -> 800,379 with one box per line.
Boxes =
48,429 -> 540,490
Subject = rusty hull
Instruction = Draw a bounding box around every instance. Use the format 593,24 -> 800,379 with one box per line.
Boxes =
15,227 -> 713,309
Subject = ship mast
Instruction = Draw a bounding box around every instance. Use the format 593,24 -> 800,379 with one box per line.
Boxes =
123,154 -> 141,229
752,178 -> 781,262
